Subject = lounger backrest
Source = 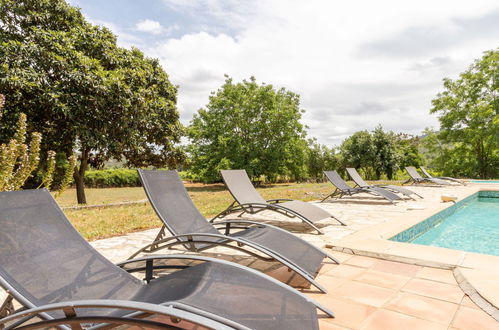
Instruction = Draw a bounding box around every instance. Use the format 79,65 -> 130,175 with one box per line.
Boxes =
0,189 -> 140,310
346,168 -> 369,187
324,171 -> 352,191
138,170 -> 219,236
406,167 -> 423,179
220,170 -> 267,205
420,167 -> 433,178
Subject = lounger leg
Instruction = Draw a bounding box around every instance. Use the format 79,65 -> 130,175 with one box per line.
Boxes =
150,225 -> 167,251
0,295 -> 15,318
402,179 -> 412,185
320,193 -> 334,202
332,216 -> 347,226
323,251 -> 340,264
209,201 -> 236,222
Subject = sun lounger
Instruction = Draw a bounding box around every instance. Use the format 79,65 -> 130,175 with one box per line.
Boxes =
0,189 -> 333,329
405,166 -> 451,185
214,169 -> 345,235
420,167 -> 465,185
133,169 -> 338,293
322,170 -> 402,203
346,167 -> 422,199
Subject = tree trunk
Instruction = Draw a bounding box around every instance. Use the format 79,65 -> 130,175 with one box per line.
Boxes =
74,147 -> 90,204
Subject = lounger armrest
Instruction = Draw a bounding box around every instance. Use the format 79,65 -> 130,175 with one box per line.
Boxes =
212,219 -> 272,233
0,299 -> 240,330
120,249 -> 291,270
215,219 -> 285,231
267,198 -> 293,203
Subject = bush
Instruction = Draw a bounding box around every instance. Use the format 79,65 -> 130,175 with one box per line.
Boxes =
84,169 -> 140,188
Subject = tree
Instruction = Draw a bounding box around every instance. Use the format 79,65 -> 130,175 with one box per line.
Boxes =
0,0 -> 184,203
394,133 -> 424,170
339,126 -> 419,179
371,126 -> 398,179
339,130 -> 376,178
306,139 -> 339,181
430,49 -> 498,178
187,76 -> 308,183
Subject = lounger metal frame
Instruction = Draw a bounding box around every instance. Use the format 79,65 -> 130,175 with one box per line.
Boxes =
420,167 -> 465,185
321,171 -> 399,204
404,166 -> 450,186
346,168 -> 423,199
212,171 -> 346,235
132,170 -> 338,293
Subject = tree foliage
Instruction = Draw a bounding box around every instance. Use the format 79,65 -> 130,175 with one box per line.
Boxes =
306,139 -> 339,181
430,49 -> 498,178
0,0 -> 184,202
340,126 -> 423,179
187,76 -> 308,183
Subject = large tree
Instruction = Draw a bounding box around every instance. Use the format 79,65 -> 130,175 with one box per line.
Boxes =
430,49 -> 498,179
339,126 -> 421,179
0,0 -> 184,203
187,76 -> 308,183
339,130 -> 376,178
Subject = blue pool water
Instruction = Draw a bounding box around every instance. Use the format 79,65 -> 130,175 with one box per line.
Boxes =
470,180 -> 499,183
391,191 -> 499,256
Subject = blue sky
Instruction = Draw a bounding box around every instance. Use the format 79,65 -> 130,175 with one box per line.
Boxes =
68,0 -> 499,146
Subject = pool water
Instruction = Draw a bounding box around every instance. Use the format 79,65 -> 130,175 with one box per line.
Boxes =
391,191 -> 499,256
412,196 -> 499,255
470,180 -> 499,184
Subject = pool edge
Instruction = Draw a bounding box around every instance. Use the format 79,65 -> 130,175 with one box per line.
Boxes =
326,187 -> 499,320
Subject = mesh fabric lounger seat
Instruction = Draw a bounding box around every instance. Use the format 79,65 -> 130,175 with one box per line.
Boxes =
420,167 -> 465,185
215,169 -> 346,235
405,166 -> 451,186
322,170 -> 402,203
134,170 -> 337,294
346,167 -> 422,200
0,189 -> 333,330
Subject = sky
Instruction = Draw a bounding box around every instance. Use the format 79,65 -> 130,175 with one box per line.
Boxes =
68,0 -> 499,146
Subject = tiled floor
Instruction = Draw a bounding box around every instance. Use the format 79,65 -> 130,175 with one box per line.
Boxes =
308,252 -> 498,330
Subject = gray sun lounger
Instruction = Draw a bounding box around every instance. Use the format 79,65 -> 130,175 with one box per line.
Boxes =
346,168 -> 422,199
214,169 -> 346,235
405,166 -> 451,186
0,189 -> 333,329
322,170 -> 402,203
420,167 -> 465,185
134,170 -> 338,293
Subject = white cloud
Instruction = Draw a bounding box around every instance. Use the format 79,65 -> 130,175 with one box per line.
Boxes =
107,1 -> 499,145
136,19 -> 164,35
89,19 -> 140,49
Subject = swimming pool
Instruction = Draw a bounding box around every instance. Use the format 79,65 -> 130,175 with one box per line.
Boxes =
390,191 -> 499,256
469,180 -> 499,183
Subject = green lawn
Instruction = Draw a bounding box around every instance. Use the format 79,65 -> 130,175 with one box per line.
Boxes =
57,182 -> 334,241
59,180 -> 398,241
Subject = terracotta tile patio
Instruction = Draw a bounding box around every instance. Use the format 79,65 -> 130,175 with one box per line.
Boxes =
309,251 -> 498,329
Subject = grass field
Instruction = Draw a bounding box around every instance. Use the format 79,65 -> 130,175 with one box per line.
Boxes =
57,182 -> 334,241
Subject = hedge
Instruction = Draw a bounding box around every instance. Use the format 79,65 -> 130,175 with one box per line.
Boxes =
84,169 -> 140,188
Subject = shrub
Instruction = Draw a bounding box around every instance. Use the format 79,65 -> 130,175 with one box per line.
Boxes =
0,93 -> 75,192
84,168 -> 140,188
